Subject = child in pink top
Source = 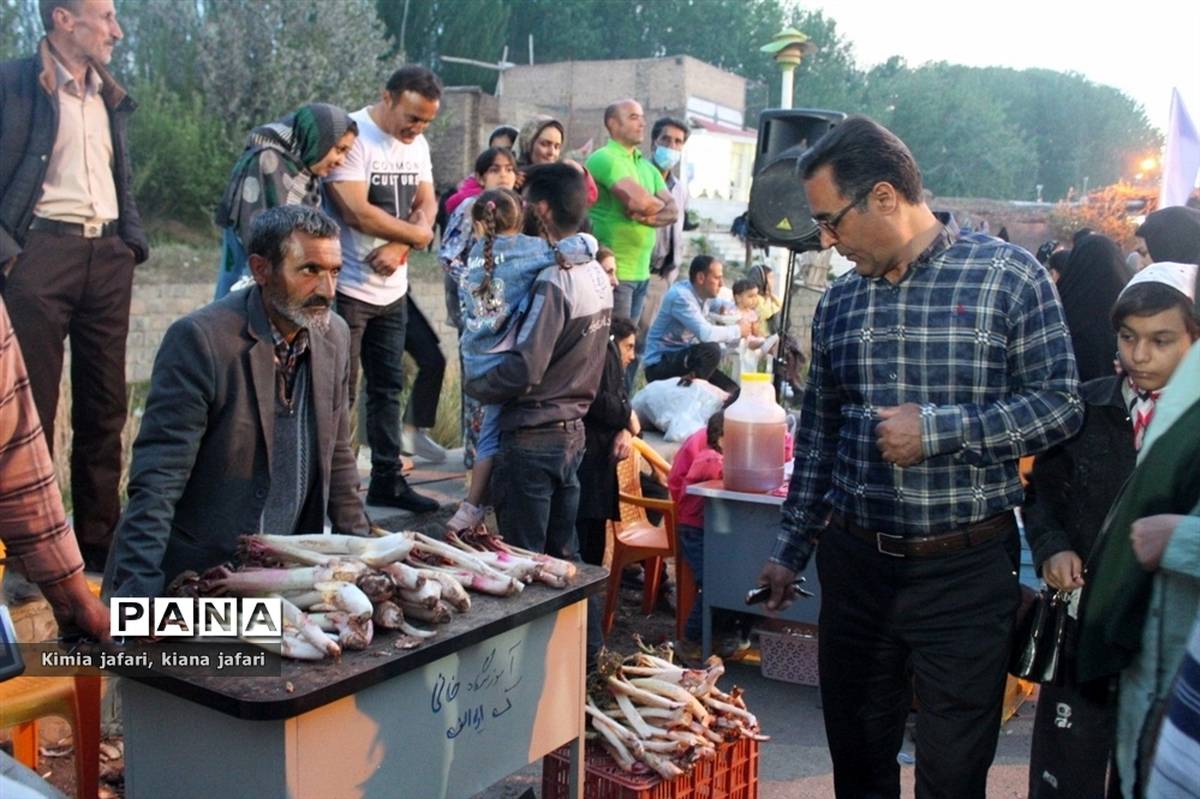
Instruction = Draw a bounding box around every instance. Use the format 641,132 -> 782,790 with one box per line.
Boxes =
667,410 -> 723,647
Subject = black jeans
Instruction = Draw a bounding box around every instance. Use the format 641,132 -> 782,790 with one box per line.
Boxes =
816,519 -> 1020,799
336,292 -> 407,473
493,420 -> 585,560
2,230 -> 134,561
643,342 -> 738,396
402,295 -> 445,429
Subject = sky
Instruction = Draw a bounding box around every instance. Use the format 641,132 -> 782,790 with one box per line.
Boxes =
804,0 -> 1200,133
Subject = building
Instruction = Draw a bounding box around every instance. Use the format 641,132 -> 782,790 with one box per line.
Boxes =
424,55 -> 757,203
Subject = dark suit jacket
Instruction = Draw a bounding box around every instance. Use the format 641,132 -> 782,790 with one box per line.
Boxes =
104,286 -> 368,598
0,39 -> 147,263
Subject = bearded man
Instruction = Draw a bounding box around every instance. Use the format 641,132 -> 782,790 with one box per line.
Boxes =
105,205 -> 369,599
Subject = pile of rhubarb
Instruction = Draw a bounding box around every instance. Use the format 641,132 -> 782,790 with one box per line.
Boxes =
585,643 -> 768,780
167,528 -> 575,660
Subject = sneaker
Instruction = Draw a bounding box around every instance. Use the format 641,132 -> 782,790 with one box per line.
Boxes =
366,472 -> 440,513
404,427 -> 447,464
446,501 -> 486,532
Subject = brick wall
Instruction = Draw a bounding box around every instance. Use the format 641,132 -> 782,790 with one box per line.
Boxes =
124,271 -> 459,384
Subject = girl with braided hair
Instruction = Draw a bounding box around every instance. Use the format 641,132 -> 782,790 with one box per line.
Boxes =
446,167 -> 599,533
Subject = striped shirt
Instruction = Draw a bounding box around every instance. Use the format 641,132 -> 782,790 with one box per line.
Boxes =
772,224 -> 1084,572
1148,613 -> 1200,798
0,299 -> 82,585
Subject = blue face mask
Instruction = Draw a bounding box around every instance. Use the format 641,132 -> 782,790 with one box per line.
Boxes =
653,146 -> 681,171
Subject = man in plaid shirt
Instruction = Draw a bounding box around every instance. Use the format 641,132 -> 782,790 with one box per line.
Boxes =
757,117 -> 1083,797
1,297 -> 108,640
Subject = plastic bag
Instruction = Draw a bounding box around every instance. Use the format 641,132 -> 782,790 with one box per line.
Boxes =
631,378 -> 729,442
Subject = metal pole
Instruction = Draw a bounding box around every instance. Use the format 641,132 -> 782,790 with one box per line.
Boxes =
773,250 -> 799,402
780,67 -> 794,110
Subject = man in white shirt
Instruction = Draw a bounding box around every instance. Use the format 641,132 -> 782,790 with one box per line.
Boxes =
325,65 -> 440,513
0,0 -> 147,572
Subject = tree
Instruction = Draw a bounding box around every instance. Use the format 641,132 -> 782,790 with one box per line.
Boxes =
0,0 -> 41,61
1048,182 -> 1157,250
377,0 -> 512,91
863,63 -> 1039,198
194,0 -> 392,142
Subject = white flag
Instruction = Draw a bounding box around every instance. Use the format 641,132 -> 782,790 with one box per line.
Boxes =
1159,88 -> 1200,208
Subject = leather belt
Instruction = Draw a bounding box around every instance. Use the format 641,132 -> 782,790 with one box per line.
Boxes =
833,511 -> 1014,558
517,418 -> 582,431
29,217 -> 117,239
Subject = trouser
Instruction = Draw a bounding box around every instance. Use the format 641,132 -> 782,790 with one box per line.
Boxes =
576,516 -> 608,662
2,230 -> 134,562
402,295 -> 445,429
575,517 -> 607,567
336,292 -> 407,473
493,420 -> 585,560
677,523 -> 704,642
613,278 -> 649,323
816,519 -> 1020,799
643,342 -> 738,397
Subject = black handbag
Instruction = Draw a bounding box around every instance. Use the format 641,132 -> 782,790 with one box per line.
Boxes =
1009,586 -> 1072,683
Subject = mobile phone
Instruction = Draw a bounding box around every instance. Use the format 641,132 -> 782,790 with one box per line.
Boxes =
745,578 -> 815,605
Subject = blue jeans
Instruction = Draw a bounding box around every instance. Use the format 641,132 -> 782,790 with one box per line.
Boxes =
476,404 -> 501,461
493,420 -> 585,560
612,278 -> 650,323
336,292 -> 407,473
677,523 -> 704,642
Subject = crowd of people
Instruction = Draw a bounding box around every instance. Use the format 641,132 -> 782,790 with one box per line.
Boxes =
1,2 -> 1199,799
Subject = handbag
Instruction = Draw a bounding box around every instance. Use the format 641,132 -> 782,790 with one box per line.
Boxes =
1009,586 -> 1072,683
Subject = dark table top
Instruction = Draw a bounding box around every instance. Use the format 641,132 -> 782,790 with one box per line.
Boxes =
119,564 -> 607,721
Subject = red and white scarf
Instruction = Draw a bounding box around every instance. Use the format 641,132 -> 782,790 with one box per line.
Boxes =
1128,378 -> 1161,451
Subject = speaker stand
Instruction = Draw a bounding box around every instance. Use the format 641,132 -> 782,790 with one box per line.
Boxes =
772,249 -> 800,403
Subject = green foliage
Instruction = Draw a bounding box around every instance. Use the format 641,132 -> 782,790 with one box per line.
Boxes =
378,0 -> 512,91
192,0 -> 391,144
126,81 -> 237,227
857,63 -> 1160,201
864,63 -> 1039,198
0,0 -> 41,61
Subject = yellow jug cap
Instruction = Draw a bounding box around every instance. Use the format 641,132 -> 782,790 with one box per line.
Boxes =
741,372 -> 770,383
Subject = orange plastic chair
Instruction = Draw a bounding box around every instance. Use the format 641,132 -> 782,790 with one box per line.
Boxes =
0,675 -> 101,799
0,545 -> 102,799
602,438 -> 698,641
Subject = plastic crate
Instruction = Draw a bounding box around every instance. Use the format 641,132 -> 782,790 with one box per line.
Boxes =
757,624 -> 819,686
542,736 -> 759,799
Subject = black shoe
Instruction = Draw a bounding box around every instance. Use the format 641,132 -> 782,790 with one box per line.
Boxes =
366,472 -> 440,513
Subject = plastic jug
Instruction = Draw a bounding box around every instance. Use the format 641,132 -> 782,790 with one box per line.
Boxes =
723,372 -> 788,493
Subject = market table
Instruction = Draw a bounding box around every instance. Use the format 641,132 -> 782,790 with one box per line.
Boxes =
118,565 -> 606,799
685,480 -> 821,658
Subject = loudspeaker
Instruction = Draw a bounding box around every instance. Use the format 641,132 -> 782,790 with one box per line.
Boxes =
748,108 -> 846,250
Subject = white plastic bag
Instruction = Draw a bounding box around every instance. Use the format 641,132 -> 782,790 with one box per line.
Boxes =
631,378 -> 729,442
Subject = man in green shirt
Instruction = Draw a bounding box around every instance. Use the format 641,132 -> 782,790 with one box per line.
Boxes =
586,99 -> 678,323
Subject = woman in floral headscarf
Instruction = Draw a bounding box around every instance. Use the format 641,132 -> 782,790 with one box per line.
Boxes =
213,103 -> 358,298
515,116 -> 598,204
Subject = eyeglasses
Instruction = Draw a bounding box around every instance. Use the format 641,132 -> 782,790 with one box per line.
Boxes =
814,188 -> 872,236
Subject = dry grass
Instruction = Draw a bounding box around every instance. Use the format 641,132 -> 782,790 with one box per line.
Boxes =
53,345 -> 462,511
51,372 -> 144,513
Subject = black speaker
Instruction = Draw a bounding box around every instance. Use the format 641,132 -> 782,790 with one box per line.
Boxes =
748,108 -> 846,250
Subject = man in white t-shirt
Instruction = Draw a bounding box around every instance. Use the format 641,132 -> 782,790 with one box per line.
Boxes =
326,65 -> 440,513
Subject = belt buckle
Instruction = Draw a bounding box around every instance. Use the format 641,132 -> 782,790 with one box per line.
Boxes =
83,222 -> 102,238
876,532 -> 905,558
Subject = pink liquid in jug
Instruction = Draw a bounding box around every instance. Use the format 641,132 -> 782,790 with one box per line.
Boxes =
723,418 -> 787,493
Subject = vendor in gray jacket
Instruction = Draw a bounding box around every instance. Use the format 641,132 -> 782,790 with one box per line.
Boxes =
105,206 -> 369,599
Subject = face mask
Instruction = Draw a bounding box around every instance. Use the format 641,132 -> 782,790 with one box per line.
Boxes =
653,146 -> 681,171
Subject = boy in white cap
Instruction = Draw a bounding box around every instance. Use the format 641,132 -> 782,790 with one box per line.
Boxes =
1024,260 -> 1198,798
